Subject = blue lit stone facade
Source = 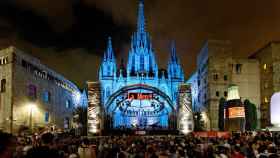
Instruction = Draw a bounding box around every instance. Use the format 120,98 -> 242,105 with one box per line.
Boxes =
99,1 -> 184,129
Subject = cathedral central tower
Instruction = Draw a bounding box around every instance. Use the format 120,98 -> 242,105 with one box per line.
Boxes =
127,0 -> 158,77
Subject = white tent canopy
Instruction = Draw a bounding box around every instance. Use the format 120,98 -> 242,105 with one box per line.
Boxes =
271,92 -> 280,127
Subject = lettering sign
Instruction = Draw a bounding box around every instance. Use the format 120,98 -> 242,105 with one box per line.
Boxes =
193,132 -> 230,138
87,82 -> 101,134
178,84 -> 193,134
128,93 -> 153,100
135,131 -> 146,135
228,107 -> 245,118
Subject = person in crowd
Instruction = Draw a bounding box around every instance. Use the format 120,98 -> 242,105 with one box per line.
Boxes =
2,130 -> 279,158
231,145 -> 245,158
78,138 -> 95,158
0,132 -> 17,158
26,132 -> 60,158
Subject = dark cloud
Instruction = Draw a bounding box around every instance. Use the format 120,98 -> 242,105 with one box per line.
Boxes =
0,1 -> 133,52
0,0 -> 280,87
0,0 -> 133,87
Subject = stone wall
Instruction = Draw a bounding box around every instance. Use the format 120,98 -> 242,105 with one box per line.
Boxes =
0,48 -> 13,132
195,40 -> 261,130
197,40 -> 232,130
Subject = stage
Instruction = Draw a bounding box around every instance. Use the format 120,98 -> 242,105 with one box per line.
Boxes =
101,129 -> 180,136
87,0 -> 194,136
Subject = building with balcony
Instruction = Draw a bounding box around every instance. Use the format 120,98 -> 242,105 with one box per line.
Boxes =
0,46 -> 81,134
250,42 -> 280,128
189,40 -> 261,130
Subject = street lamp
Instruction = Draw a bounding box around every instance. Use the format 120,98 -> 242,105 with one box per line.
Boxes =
27,103 -> 36,132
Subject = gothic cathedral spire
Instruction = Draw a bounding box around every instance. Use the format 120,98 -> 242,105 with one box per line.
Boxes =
104,37 -> 115,61
170,41 -> 178,64
99,37 -> 117,79
137,0 -> 146,34
126,0 -> 158,77
168,41 -> 184,81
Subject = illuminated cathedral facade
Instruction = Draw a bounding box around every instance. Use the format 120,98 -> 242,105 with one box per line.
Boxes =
98,1 -> 185,129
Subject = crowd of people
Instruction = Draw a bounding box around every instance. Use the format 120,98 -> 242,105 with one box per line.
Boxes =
0,130 -> 280,158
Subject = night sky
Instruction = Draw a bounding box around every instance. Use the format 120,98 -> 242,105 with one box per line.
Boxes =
0,0 -> 280,88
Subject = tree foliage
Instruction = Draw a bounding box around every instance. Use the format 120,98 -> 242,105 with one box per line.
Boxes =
193,112 -> 204,131
73,106 -> 88,136
244,99 -> 257,130
218,97 -> 226,131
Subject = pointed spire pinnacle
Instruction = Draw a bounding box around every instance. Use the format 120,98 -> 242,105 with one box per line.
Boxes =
170,40 -> 178,63
80,89 -> 88,107
105,36 -> 115,60
137,0 -> 146,33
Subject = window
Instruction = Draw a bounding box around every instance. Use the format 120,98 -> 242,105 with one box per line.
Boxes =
102,90 -> 105,99
3,57 -> 8,64
173,69 -> 177,77
0,56 -> 8,65
264,97 -> 269,103
22,60 -> 27,68
224,75 -> 228,81
140,54 -> 144,70
235,64 -> 242,74
1,79 -> 6,93
188,124 -> 192,130
263,64 -> 267,70
45,112 -> 49,123
173,92 -> 177,100
216,91 -> 220,97
224,91 -> 228,97
64,117 -> 70,129
264,82 -> 269,89
42,91 -> 51,103
66,100 -> 71,109
28,84 -> 37,99
231,64 -> 235,71
213,74 -> 218,81
131,57 -> 136,76
106,88 -> 110,98
107,65 -> 110,76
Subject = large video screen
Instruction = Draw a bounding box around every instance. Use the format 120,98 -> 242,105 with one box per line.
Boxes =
109,89 -> 172,129
228,107 -> 245,119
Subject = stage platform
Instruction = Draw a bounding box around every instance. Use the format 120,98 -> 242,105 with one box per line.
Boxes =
101,129 -> 180,136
